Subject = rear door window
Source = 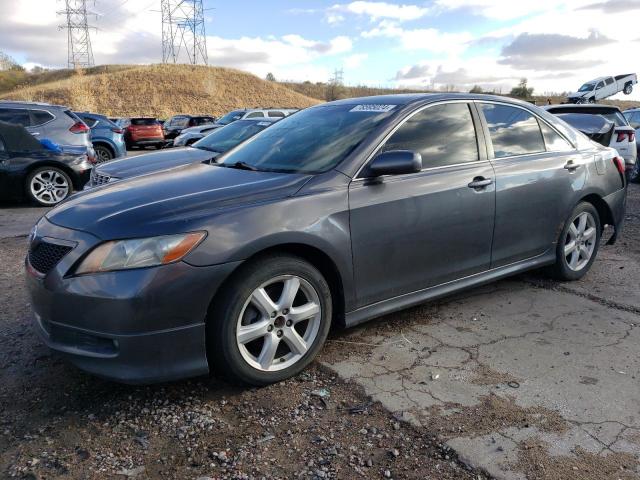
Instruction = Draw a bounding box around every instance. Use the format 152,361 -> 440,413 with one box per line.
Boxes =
480,103 -> 545,158
382,102 -> 479,169
31,110 -> 55,126
268,111 -> 285,118
605,77 -> 614,85
0,108 -> 31,127
246,112 -> 264,118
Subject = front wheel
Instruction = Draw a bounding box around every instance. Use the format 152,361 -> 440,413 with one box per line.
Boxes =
549,202 -> 600,281
207,254 -> 332,386
26,167 -> 72,206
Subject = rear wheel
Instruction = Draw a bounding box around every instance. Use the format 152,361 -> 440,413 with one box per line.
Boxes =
624,83 -> 633,95
549,202 -> 600,281
26,167 -> 72,206
94,144 -> 114,163
207,254 -> 332,386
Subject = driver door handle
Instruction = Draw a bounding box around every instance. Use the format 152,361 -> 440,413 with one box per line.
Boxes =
468,177 -> 493,190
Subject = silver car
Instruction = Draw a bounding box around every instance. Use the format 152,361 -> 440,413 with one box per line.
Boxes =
0,100 -> 92,149
173,124 -> 222,146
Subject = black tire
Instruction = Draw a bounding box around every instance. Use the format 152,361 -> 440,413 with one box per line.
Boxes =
624,83 -> 633,95
588,97 -> 596,104
207,254 -> 332,386
548,202 -> 601,281
627,161 -> 640,183
94,144 -> 114,163
25,166 -> 73,206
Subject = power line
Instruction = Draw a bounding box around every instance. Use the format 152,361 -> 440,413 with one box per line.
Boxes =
161,0 -> 209,65
58,0 -> 96,68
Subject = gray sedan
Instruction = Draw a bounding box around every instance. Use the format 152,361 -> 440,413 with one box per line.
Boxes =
26,94 -> 627,386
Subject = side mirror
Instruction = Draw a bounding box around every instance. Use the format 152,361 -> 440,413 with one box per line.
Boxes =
367,150 -> 422,177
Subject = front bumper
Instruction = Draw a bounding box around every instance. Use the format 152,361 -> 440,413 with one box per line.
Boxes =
25,217 -> 240,384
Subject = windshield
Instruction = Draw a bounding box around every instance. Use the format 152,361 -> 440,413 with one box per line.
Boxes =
218,104 -> 395,174
193,120 -> 271,153
217,110 -> 245,125
131,118 -> 158,126
578,83 -> 595,92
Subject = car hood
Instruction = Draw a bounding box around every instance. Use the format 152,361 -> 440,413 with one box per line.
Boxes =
47,163 -> 312,239
97,147 -> 214,180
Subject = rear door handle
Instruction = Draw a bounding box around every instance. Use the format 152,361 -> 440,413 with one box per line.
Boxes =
564,161 -> 580,171
468,177 -> 493,189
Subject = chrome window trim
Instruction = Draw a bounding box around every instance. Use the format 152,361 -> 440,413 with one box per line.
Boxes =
473,99 -> 578,159
353,99 -> 480,180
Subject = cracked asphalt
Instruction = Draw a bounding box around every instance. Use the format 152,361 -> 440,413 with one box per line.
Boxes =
323,185 -> 640,479
2,183 -> 640,479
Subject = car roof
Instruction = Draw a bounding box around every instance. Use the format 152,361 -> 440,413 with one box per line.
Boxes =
0,100 -> 68,109
544,104 -> 622,113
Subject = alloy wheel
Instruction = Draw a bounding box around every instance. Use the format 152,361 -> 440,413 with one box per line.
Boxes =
563,211 -> 597,271
30,169 -> 70,205
95,146 -> 113,163
236,275 -> 321,372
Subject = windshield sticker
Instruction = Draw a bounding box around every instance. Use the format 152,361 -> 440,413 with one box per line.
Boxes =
349,104 -> 396,113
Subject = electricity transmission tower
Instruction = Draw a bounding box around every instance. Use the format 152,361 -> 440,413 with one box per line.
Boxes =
58,0 -> 96,69
161,0 -> 209,65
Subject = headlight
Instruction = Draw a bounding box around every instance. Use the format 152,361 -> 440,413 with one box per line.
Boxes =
75,232 -> 206,274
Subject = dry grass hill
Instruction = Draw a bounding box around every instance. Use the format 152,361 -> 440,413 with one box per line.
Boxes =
0,64 -> 320,118
1,64 -> 638,118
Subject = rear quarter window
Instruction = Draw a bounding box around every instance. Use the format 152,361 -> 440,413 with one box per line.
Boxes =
32,110 -> 55,126
480,103 -> 545,158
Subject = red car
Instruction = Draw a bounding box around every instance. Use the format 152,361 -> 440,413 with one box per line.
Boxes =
121,118 -> 165,149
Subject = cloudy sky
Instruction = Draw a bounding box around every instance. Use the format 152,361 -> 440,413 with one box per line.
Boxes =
2,0 -> 640,99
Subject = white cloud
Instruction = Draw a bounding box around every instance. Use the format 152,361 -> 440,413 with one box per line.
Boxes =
344,53 -> 368,68
362,21 -> 473,56
328,1 -> 429,22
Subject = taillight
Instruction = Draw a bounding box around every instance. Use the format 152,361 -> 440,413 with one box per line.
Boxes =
616,131 -> 635,142
111,128 -> 124,134
612,156 -> 625,174
69,121 -> 89,134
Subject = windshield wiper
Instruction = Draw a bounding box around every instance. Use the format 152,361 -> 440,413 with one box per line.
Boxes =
227,161 -> 258,171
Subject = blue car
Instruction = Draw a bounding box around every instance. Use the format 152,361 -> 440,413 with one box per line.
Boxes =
75,112 -> 127,163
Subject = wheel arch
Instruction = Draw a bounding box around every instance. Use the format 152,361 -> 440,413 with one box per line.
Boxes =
208,242 -> 347,328
579,193 -> 614,229
92,140 -> 115,156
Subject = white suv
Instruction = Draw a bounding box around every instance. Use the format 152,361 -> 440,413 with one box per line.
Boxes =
545,104 -> 637,175
215,108 -> 297,126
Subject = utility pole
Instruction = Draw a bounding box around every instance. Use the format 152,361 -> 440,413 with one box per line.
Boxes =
161,0 -> 209,65
58,0 -> 96,69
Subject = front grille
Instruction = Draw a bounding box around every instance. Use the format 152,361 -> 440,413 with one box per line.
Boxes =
28,242 -> 73,275
91,171 -> 111,186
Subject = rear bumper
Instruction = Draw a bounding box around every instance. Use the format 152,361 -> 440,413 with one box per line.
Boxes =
129,138 -> 164,147
603,187 -> 627,244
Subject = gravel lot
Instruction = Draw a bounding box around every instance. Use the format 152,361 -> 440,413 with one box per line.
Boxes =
1,182 -> 640,479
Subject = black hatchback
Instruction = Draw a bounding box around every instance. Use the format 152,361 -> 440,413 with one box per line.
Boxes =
0,121 -> 93,206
